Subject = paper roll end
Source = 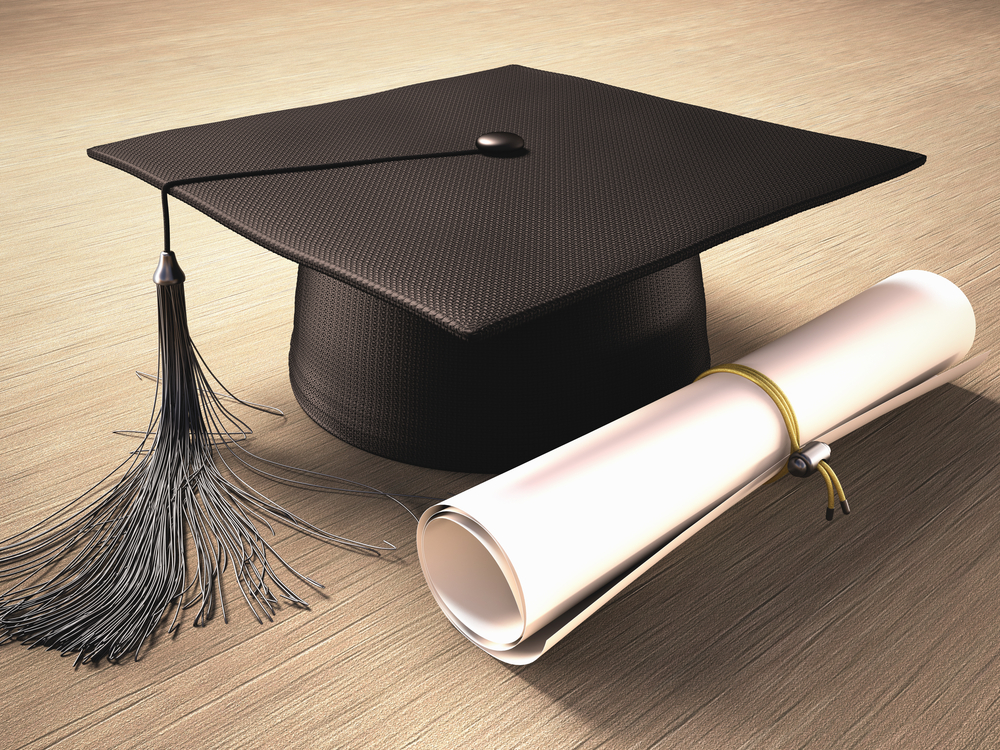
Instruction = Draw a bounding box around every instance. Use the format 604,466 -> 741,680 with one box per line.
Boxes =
419,512 -> 525,649
882,270 -> 977,364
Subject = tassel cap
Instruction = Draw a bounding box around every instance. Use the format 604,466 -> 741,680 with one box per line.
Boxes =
153,251 -> 185,286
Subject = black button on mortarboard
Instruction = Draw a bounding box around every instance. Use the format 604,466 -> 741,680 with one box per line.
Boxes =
87,65 -> 926,473
476,132 -> 525,155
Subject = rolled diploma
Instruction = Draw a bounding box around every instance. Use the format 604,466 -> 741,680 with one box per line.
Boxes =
417,270 -> 977,663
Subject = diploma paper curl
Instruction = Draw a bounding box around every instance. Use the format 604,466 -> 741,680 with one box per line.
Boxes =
417,271 -> 979,663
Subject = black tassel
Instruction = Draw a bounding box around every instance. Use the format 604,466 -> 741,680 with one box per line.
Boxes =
0,251 -> 406,666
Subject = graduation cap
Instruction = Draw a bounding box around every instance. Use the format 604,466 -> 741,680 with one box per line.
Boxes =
1,65 -> 928,667
88,64 -> 925,474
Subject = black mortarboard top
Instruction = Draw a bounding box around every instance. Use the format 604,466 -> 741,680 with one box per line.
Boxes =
87,65 -> 924,473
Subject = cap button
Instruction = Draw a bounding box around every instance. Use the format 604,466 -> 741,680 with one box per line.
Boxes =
476,132 -> 525,155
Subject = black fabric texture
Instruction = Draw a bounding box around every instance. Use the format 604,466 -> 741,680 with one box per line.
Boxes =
87,65 -> 925,471
288,256 -> 708,473
88,64 -> 925,340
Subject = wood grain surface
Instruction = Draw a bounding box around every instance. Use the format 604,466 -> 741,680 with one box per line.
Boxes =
2,1 -> 997,748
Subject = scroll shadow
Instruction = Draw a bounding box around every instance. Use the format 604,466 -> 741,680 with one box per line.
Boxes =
506,383 -> 1000,747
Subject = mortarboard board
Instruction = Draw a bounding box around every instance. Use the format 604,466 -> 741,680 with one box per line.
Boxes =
87,65 -> 925,473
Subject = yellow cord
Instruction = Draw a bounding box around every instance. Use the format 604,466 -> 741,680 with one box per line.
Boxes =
694,364 -> 848,516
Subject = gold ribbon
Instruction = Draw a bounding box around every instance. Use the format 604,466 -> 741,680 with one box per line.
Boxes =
695,364 -> 849,519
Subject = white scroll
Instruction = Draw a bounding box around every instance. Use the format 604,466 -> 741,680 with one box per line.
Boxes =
417,271 -> 983,664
